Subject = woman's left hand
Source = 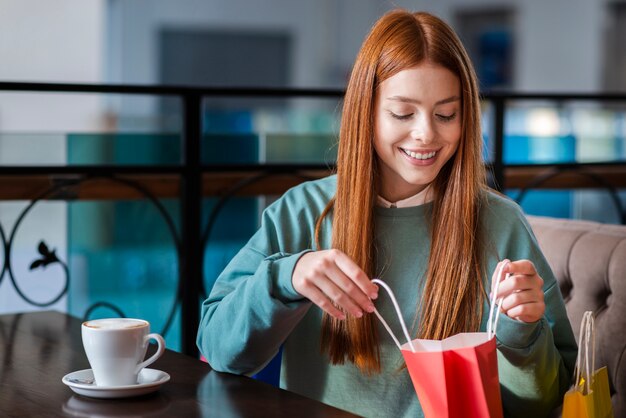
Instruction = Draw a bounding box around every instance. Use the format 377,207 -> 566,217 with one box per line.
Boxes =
491,259 -> 545,323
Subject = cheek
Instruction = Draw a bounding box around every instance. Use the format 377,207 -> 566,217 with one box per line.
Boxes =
376,120 -> 403,145
442,125 -> 462,147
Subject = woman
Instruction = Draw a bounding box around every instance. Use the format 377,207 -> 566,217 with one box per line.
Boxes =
197,10 -> 577,418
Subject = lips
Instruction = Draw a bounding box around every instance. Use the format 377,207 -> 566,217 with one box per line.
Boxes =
400,148 -> 437,160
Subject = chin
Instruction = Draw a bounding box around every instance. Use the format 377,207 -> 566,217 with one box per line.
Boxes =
404,175 -> 437,187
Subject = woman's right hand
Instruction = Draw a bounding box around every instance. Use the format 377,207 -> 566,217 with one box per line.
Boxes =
292,249 -> 379,320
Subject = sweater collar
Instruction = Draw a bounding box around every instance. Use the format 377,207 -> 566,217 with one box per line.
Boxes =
376,185 -> 434,208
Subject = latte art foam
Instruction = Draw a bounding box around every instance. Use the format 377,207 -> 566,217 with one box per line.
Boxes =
83,318 -> 147,329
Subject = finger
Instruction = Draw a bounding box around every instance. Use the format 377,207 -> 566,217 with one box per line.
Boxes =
505,302 -> 545,323
500,289 -> 544,313
333,250 -> 379,299
304,286 -> 346,320
495,274 -> 543,299
314,274 -> 366,318
504,260 -> 537,276
325,264 -> 376,314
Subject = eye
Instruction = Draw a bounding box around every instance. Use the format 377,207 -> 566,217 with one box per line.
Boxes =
436,113 -> 457,122
388,111 -> 413,121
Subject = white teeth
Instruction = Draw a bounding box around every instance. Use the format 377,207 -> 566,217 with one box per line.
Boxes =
402,149 -> 437,160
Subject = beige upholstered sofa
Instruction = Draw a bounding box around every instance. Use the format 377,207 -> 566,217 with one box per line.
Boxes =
527,215 -> 626,417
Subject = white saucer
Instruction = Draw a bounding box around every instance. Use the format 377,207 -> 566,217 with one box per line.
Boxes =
62,368 -> 170,399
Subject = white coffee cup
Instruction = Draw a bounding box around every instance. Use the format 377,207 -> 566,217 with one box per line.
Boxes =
81,318 -> 165,387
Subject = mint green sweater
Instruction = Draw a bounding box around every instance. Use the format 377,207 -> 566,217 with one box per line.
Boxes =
197,175 -> 577,418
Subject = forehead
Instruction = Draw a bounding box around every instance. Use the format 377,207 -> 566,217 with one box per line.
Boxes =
377,62 -> 460,102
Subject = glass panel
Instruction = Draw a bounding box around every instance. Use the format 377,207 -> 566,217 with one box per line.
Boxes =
0,92 -> 182,166
504,103 -> 576,164
265,133 -> 336,163
0,132 -> 183,167
505,189 -> 573,218
68,197 -> 181,351
203,133 -> 259,164
502,100 -> 626,164
0,133 -> 67,166
200,96 -> 341,165
570,105 -> 626,163
67,133 -> 181,165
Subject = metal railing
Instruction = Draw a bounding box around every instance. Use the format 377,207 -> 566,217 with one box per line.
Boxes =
1,81 -> 625,357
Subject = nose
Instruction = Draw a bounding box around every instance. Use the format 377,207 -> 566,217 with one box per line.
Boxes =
409,116 -> 435,144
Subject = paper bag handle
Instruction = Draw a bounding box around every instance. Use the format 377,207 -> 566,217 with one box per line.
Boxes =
487,261 -> 509,339
372,261 -> 509,353
371,279 -> 416,352
573,311 -> 595,395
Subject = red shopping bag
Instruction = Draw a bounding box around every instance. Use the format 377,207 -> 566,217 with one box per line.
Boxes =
373,265 -> 506,418
399,331 -> 502,418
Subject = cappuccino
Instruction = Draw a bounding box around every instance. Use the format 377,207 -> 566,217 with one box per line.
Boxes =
83,318 -> 146,330
81,318 -> 165,386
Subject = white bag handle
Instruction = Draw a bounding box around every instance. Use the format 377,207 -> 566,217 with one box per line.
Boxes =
573,311 -> 595,395
487,261 -> 509,339
371,279 -> 416,352
372,261 -> 509,354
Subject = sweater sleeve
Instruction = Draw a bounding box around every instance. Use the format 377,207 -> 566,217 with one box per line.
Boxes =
484,194 -> 578,418
196,189 -> 320,375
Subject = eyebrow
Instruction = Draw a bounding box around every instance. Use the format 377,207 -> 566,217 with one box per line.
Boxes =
387,95 -> 461,106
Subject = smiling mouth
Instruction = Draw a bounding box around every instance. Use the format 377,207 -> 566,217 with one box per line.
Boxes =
400,148 -> 437,160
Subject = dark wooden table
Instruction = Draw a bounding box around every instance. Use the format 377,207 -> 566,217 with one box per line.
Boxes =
0,311 -> 359,418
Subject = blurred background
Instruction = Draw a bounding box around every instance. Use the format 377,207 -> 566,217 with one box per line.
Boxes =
0,0 -> 624,360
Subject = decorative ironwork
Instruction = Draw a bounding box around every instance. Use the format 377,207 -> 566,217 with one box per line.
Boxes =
84,302 -> 126,320
0,175 -> 181,339
2,186 -> 71,307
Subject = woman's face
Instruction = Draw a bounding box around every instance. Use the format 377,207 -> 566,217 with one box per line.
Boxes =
373,62 -> 462,202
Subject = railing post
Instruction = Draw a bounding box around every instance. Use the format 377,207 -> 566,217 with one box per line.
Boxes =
180,93 -> 202,357
492,97 -> 506,191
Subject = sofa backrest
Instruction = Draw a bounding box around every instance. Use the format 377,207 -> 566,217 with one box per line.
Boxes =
527,215 -> 626,416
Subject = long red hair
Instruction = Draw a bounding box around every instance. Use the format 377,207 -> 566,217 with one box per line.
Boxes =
315,10 -> 487,373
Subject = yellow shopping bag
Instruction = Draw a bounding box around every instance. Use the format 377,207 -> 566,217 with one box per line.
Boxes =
562,311 -> 613,418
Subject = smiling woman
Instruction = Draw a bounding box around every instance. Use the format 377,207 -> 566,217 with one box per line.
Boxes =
197,9 -> 577,418
374,64 -> 462,202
